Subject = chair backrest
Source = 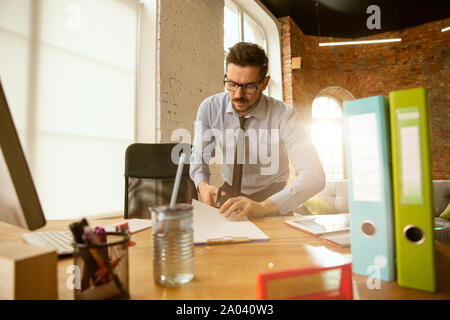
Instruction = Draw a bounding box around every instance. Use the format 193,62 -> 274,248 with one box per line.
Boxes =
317,180 -> 349,213
124,143 -> 197,219
433,180 -> 450,217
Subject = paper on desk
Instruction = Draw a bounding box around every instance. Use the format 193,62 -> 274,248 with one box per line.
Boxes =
192,199 -> 269,244
104,218 -> 152,234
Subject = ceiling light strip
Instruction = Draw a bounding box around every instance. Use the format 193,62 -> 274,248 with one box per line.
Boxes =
442,27 -> 450,32
319,38 -> 402,46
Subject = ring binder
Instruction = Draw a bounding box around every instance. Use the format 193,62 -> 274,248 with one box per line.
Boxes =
389,87 -> 436,292
343,96 -> 396,282
403,225 -> 426,245
361,221 -> 377,238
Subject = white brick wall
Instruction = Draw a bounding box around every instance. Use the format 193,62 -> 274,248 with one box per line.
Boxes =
158,0 -> 224,142
158,0 -> 225,186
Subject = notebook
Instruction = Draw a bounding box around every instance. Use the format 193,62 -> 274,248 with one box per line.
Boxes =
192,199 -> 269,244
320,231 -> 351,248
285,213 -> 350,236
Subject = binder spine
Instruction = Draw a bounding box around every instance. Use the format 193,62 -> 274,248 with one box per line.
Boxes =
389,87 -> 436,292
344,96 -> 396,282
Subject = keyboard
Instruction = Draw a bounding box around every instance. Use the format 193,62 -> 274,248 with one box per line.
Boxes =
22,231 -> 74,256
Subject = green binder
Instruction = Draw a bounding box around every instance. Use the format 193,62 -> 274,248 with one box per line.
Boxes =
389,87 -> 436,292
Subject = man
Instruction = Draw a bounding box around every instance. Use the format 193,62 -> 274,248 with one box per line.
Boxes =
190,42 -> 325,220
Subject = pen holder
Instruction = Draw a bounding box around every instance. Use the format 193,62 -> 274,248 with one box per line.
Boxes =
73,232 -> 130,300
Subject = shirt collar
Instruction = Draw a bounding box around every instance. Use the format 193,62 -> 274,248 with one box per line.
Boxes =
225,94 -> 268,120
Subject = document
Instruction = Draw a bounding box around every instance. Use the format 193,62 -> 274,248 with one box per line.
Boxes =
192,199 -> 269,244
104,218 -> 152,234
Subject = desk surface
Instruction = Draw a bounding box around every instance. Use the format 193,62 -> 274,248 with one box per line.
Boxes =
2,217 -> 450,300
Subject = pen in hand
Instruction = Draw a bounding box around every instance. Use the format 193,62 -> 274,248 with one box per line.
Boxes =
214,186 -> 223,208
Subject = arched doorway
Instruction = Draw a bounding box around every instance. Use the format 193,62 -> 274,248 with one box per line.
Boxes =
311,86 -> 355,181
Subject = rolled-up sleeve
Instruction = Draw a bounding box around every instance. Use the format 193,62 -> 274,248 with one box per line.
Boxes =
268,108 -> 326,214
189,99 -> 216,189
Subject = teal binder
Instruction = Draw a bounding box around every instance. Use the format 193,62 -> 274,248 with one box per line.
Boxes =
343,96 -> 395,282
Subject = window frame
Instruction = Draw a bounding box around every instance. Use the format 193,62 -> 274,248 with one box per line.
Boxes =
224,0 -> 281,99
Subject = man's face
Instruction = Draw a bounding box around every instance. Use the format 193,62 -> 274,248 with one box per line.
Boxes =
225,63 -> 270,116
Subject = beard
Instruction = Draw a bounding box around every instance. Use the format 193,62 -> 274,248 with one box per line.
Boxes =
231,95 -> 260,115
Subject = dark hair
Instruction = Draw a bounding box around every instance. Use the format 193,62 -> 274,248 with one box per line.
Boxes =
226,42 -> 268,80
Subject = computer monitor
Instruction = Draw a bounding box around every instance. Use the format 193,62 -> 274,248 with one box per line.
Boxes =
0,80 -> 46,230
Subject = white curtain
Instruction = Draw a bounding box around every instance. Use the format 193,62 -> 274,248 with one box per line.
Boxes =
0,0 -> 140,219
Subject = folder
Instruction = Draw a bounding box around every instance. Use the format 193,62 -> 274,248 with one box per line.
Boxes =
192,200 -> 269,244
389,87 -> 436,292
343,96 -> 396,282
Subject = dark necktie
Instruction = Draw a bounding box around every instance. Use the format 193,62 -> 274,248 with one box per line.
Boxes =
231,116 -> 249,196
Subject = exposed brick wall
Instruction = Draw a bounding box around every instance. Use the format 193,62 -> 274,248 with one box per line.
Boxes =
280,18 -> 293,110
280,17 -> 450,180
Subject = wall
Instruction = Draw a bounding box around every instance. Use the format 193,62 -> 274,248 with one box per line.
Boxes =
158,0 -> 224,142
158,0 -> 225,185
280,17 -> 450,180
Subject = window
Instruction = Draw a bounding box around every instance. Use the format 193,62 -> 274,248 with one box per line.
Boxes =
224,2 -> 240,53
223,0 -> 283,100
0,0 -> 141,219
224,0 -> 266,52
224,0 -> 268,93
311,96 -> 345,181
243,13 -> 266,48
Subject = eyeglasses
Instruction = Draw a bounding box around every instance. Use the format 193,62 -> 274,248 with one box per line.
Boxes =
223,75 -> 262,94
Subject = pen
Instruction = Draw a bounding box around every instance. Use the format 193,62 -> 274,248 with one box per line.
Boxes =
215,186 -> 223,208
94,226 -> 107,243
87,247 -> 109,283
69,219 -> 100,286
82,227 -> 109,284
114,222 -> 136,247
206,236 -> 250,244
69,218 -> 89,244
94,227 -> 109,261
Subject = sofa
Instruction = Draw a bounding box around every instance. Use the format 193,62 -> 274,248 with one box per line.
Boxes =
295,180 -> 450,246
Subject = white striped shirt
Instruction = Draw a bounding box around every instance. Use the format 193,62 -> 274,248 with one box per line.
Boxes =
190,92 -> 325,214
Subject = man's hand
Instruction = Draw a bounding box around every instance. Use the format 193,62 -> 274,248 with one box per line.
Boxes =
198,181 -> 219,207
219,197 -> 279,220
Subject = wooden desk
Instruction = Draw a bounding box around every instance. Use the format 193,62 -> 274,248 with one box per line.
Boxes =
1,217 -> 450,300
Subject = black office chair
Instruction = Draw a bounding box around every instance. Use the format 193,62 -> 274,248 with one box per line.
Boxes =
124,143 -> 198,219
